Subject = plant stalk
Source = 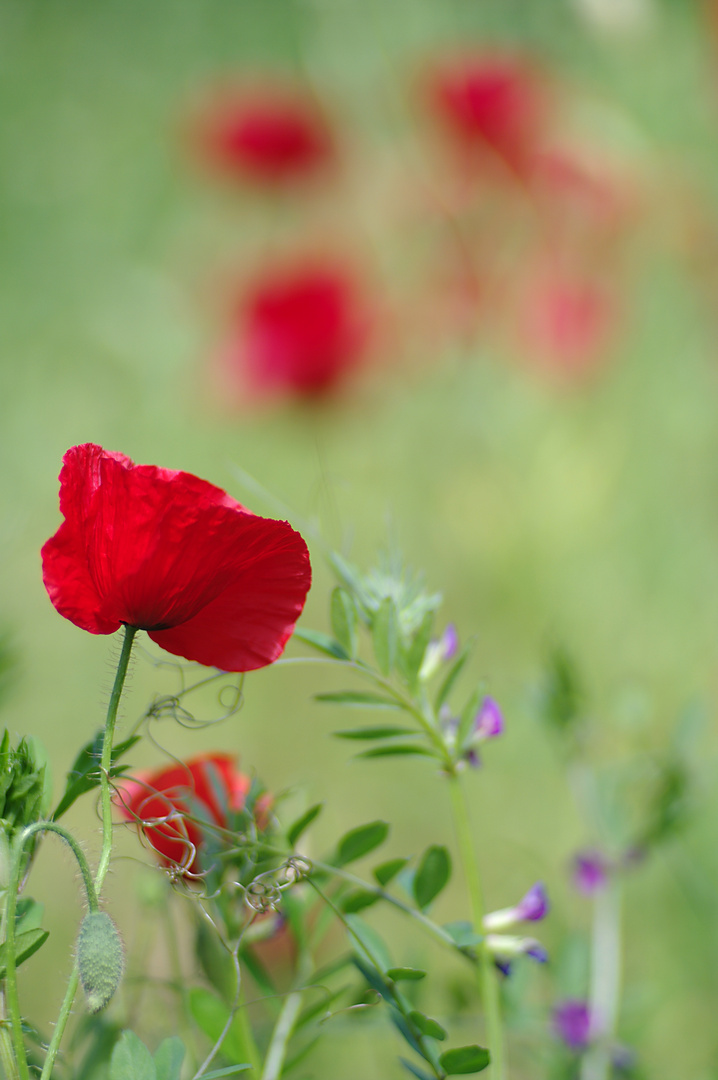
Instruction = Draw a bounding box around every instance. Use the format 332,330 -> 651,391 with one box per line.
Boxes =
448,774 -> 505,1080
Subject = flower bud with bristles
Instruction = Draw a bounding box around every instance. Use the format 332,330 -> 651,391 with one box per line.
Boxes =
77,911 -> 125,1013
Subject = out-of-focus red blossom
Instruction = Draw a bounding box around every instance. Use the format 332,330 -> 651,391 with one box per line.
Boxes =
516,266 -> 616,377
529,148 -> 636,238
427,53 -> 547,178
41,444 -> 311,671
224,260 -> 370,399
195,87 -> 333,186
115,753 -> 271,875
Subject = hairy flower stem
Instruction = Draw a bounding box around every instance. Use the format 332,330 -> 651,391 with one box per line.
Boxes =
5,820 -> 101,1080
580,878 -> 622,1080
448,775 -> 505,1080
36,626 -> 136,1080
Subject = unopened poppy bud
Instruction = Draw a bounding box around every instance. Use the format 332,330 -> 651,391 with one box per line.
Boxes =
77,911 -> 125,1013
483,882 -> 549,930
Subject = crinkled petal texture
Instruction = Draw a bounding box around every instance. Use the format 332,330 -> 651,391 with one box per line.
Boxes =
115,753 -> 256,874
42,444 -> 311,671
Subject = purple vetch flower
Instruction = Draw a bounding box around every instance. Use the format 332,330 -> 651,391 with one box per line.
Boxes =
572,850 -> 609,895
485,934 -> 548,967
420,624 -> 460,681
552,999 -> 592,1050
483,882 -> 549,931
441,623 -> 459,661
473,696 -> 504,739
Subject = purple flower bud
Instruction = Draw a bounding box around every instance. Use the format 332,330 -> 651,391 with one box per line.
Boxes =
473,697 -> 504,740
441,624 -> 459,661
485,934 -> 548,965
484,882 -> 549,931
552,1000 -> 592,1050
516,881 -> 549,922
465,748 -> 481,769
572,850 -> 609,895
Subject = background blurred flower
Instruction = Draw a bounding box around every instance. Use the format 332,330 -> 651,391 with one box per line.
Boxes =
515,263 -> 616,377
427,53 -> 547,179
193,84 -> 333,187
552,999 -> 592,1050
572,849 -> 609,894
116,753 -> 270,875
42,444 -> 312,671
223,258 -> 371,399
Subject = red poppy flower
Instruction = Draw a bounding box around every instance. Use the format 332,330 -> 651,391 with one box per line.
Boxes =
115,753 -> 270,874
428,54 -> 546,178
196,87 -> 333,186
42,444 -> 311,671
517,266 -> 616,377
226,260 -> 369,398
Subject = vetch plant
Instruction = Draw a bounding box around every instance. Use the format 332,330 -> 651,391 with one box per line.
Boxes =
1,445 -> 556,1080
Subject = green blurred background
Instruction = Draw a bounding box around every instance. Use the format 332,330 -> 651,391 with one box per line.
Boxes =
3,0 -> 718,1076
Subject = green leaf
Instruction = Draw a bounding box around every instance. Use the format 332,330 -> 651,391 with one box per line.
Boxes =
317,691 -> 404,710
200,1068 -> 252,1079
292,627 -> 349,661
403,610 -> 435,691
341,889 -> 381,914
188,988 -> 248,1065
53,733 -> 140,821
0,928 -> 49,978
413,846 -> 451,911
409,1011 -> 447,1041
331,588 -> 359,659
442,922 -> 482,949
14,898 -> 44,934
373,597 -> 400,676
335,725 -> 416,739
109,1031 -> 156,1080
334,821 -> 389,867
345,915 -> 392,972
435,648 -> 470,710
373,857 -> 409,886
153,1038 -> 185,1080
400,1057 -> 437,1080
287,803 -> 323,847
439,1045 -> 490,1074
387,967 -> 426,982
356,745 -> 435,759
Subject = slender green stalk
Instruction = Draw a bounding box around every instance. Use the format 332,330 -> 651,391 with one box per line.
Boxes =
95,624 -> 137,893
448,775 -> 505,1080
0,989 -> 20,1080
580,878 -> 622,1080
37,626 -> 136,1080
260,990 -> 303,1080
5,819 -> 101,1080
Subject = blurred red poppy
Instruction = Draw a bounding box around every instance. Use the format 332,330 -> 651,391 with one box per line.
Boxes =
427,54 -> 546,178
116,753 -> 270,874
517,266 -> 616,377
195,87 -> 333,186
225,260 -> 369,398
42,444 -> 311,671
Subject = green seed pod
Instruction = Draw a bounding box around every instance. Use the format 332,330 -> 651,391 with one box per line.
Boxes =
76,911 -> 124,1013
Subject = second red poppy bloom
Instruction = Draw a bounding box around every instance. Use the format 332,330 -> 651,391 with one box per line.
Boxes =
42,444 -> 311,671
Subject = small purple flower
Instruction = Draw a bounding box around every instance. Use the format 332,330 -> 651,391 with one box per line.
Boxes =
485,934 -> 548,966
484,882 -> 549,930
572,850 -> 609,895
473,696 -> 504,739
441,623 -> 459,661
553,1000 -> 592,1050
516,881 -> 549,921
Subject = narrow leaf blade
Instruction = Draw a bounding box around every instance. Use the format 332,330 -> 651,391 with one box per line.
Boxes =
439,1045 -> 491,1074
413,846 -> 451,910
335,821 -> 389,867
287,803 -> 323,847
